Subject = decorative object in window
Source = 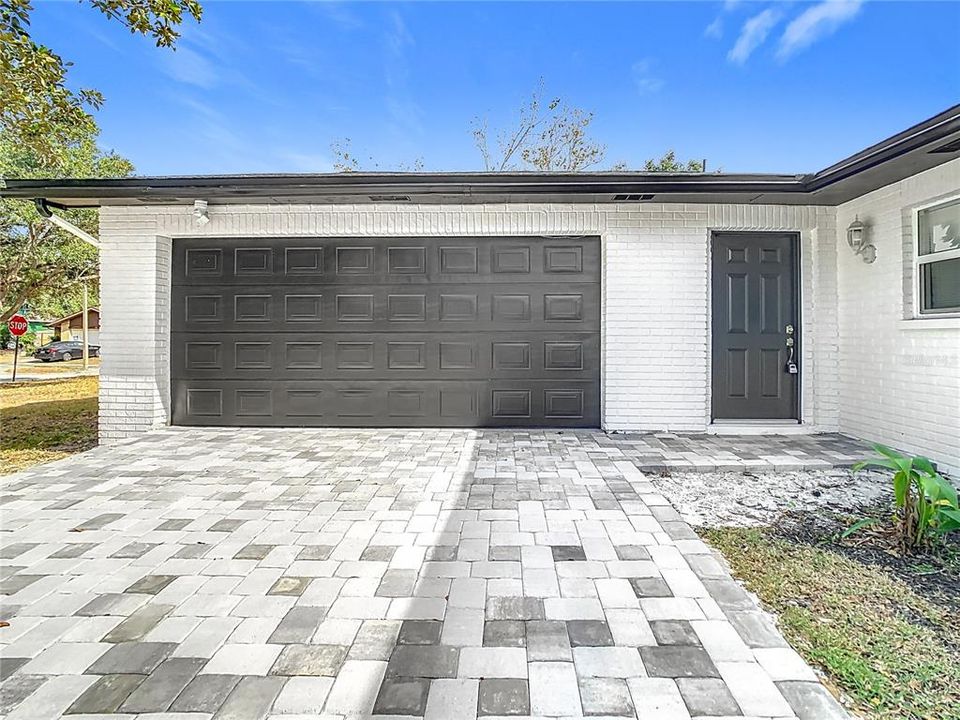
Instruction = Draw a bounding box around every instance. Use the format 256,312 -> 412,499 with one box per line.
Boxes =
846,216 -> 877,263
917,198 -> 960,314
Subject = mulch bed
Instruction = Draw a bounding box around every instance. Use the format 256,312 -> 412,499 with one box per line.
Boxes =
772,503 -> 960,612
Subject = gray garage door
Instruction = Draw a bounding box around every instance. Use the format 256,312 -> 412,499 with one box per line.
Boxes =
171,236 -> 600,427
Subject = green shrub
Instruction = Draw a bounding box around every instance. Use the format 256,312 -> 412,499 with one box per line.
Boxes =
852,444 -> 960,552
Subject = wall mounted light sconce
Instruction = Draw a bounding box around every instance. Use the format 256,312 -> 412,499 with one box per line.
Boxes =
193,199 -> 210,226
846,215 -> 876,263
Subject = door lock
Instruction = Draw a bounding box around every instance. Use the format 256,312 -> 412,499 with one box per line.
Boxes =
785,323 -> 798,374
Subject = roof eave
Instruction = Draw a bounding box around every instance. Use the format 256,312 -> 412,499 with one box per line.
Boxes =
1,104 -> 958,207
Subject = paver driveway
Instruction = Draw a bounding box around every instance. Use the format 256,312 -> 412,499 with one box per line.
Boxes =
0,429 -> 848,719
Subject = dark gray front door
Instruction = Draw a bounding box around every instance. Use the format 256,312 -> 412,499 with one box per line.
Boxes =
711,232 -> 799,420
171,236 -> 600,427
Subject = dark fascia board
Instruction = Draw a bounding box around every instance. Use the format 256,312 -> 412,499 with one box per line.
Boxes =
807,102 -> 960,191
0,172 -> 807,200
1,104 -> 958,207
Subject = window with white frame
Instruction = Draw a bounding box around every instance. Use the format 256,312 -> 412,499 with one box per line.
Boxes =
916,197 -> 960,315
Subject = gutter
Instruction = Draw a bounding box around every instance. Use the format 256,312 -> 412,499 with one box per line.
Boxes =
807,102 -> 960,192
0,173 -> 808,202
34,198 -> 101,249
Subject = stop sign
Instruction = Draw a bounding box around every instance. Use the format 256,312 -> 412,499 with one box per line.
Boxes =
7,314 -> 28,337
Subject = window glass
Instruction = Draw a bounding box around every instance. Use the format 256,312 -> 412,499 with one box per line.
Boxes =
920,256 -> 960,312
918,199 -> 960,255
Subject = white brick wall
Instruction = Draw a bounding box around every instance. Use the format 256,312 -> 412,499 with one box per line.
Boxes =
98,220 -> 171,442
836,158 -> 960,475
98,201 -> 839,440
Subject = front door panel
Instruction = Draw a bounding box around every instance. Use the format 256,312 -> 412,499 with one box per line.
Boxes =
711,232 -> 799,420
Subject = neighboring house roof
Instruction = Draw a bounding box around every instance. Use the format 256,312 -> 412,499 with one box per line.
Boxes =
52,307 -> 100,326
1,105 -> 958,208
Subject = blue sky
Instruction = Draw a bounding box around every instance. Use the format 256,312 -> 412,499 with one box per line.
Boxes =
33,0 -> 960,175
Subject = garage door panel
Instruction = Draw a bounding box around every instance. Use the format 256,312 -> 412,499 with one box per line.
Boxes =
172,236 -> 599,427
172,332 -> 598,380
173,283 -> 599,332
173,237 -> 601,286
172,379 -> 600,427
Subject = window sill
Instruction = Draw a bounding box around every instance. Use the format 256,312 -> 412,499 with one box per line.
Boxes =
898,317 -> 960,330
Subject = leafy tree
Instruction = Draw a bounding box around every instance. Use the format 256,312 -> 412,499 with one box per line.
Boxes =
644,150 -> 705,172
472,82 -> 606,172
1,0 -> 202,161
0,130 -> 134,322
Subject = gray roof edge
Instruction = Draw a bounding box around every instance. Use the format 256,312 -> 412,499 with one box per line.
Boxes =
1,104 -> 958,205
806,103 -> 960,191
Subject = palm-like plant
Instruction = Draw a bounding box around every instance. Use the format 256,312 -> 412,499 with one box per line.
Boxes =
853,444 -> 960,553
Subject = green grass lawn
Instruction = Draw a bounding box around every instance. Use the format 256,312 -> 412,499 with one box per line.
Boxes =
704,527 -> 960,720
1,376 -> 99,475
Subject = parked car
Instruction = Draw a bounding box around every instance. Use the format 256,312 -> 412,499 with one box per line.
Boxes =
33,341 -> 100,362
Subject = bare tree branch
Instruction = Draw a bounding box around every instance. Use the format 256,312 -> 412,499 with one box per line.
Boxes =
472,82 -> 606,172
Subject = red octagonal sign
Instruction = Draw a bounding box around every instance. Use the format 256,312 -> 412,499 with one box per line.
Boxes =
8,314 -> 28,337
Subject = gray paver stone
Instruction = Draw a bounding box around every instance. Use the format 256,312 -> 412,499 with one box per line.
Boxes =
0,674 -> 47,715
103,604 -> 174,643
702,578 -> 755,610
485,596 -> 544,620
579,677 -> 635,716
675,676 -> 742,716
270,644 -> 348,676
640,645 -> 720,678
349,620 -> 401,660
567,620 -> 615,647
629,577 -> 673,598
377,569 -> 418,597
212,675 -> 284,719
525,620 -> 571,661
398,620 -> 442,645
777,680 -> 849,720
0,656 -> 29,680
268,606 -> 326,644
373,677 -> 430,715
64,674 -> 145,714
169,673 -> 240,713
86,642 -> 177,675
483,620 -> 525,647
386,646 -> 459,679
119,657 -> 204,713
650,620 -> 701,646
478,678 -> 529,716
125,575 -> 178,595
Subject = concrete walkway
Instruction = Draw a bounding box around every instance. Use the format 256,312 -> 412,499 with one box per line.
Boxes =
0,429 -> 850,719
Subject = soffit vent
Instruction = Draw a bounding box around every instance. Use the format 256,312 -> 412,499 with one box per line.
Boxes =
613,193 -> 655,201
368,194 -> 411,202
929,137 -> 960,154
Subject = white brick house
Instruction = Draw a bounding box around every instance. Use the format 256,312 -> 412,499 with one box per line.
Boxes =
4,106 -> 959,474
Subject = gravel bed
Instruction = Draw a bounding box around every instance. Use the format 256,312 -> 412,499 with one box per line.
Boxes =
647,467 -> 892,527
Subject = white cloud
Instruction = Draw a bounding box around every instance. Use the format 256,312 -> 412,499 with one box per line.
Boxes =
309,1 -> 364,31
727,8 -> 780,65
161,45 -> 219,88
777,0 -> 864,60
632,59 -> 664,95
382,11 -> 423,137
704,16 -> 723,39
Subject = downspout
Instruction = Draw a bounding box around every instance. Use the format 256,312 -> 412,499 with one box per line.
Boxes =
34,198 -> 101,248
